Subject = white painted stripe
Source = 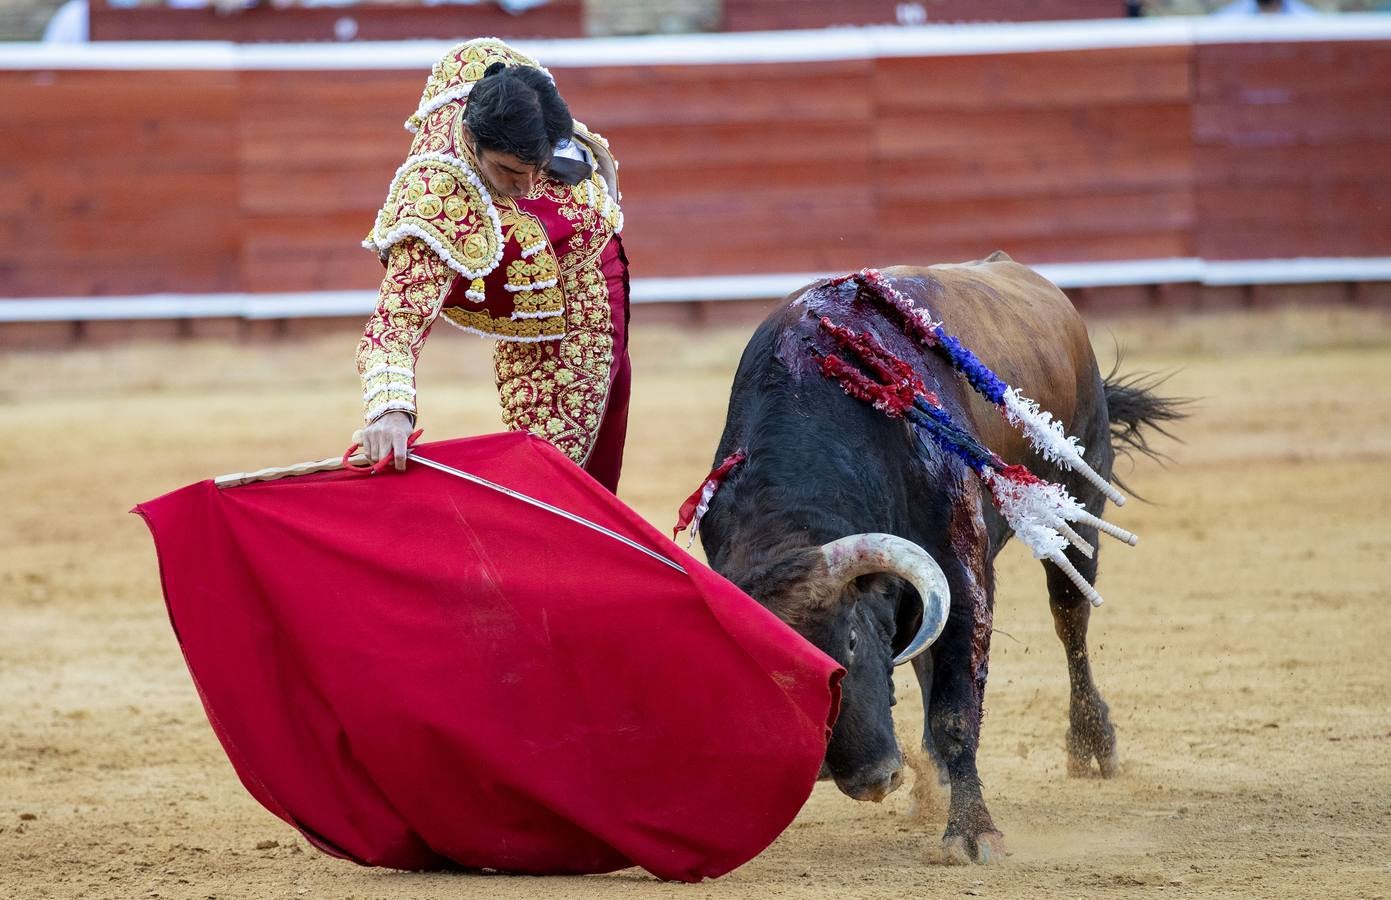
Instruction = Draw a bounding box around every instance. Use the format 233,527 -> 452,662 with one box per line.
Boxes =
630,272 -> 831,304
241,292 -> 379,318
0,295 -> 248,321
1192,15 -> 1391,46
3,257 -> 1388,322
1203,257 -> 1391,286
1033,258 -> 1206,288
867,19 -> 1193,58
0,41 -> 239,70
3,16 -> 1390,72
0,292 -> 375,321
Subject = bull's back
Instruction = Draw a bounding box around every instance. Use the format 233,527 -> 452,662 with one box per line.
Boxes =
882,254 -> 1103,465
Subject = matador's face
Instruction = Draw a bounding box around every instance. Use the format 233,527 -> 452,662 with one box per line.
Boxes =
473,144 -> 544,199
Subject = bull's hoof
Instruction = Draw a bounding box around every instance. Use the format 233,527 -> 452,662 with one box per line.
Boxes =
926,830 -> 1007,866
1066,725 -> 1120,779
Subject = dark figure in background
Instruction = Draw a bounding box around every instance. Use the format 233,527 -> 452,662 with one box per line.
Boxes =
1212,0 -> 1319,15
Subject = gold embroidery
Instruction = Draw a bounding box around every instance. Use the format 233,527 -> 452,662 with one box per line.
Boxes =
442,307 -> 566,341
356,239 -> 455,422
518,176 -> 619,275
512,286 -> 566,319
506,214 -> 547,255
411,101 -> 460,157
493,239 -> 616,466
409,39 -> 547,133
372,157 -> 499,277
506,252 -> 560,295
498,206 -> 565,320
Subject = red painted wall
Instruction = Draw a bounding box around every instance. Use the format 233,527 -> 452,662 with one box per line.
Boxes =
3,39 -> 1388,299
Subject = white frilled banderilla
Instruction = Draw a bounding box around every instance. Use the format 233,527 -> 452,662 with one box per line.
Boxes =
813,301 -> 1136,608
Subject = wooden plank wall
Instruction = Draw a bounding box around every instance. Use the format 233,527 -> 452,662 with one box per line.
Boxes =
0,69 -> 242,296
238,70 -> 419,293
871,45 -> 1194,266
2,40 -> 1388,300
1193,40 -> 1391,260
565,60 -> 878,277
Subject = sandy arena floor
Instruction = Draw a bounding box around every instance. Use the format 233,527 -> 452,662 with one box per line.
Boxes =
1,304 -> 1389,899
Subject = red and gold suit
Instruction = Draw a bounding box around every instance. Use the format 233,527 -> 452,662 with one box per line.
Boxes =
356,39 -> 630,492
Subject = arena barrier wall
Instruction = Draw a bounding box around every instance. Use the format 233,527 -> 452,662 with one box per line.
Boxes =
2,16 -> 1390,328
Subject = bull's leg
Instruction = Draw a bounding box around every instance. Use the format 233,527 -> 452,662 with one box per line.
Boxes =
1044,521 -> 1120,778
923,490 -> 1004,865
924,578 -> 1004,864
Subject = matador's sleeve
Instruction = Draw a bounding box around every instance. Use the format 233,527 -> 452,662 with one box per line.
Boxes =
355,238 -> 457,423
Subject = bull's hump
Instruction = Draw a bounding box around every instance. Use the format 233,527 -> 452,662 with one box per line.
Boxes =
874,260 -> 1095,460
882,255 -> 1055,300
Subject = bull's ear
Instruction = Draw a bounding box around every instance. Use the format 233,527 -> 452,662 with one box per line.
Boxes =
730,547 -> 829,623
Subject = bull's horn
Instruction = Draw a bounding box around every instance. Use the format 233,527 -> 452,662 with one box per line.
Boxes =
818,533 -> 951,667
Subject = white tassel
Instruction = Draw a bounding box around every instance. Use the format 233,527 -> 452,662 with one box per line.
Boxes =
984,461 -> 1108,606
982,469 -> 1074,561
853,269 -> 1122,509
982,468 -> 1132,569
1002,388 -> 1127,507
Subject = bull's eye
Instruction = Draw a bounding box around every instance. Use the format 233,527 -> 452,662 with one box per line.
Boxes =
848,627 -> 859,659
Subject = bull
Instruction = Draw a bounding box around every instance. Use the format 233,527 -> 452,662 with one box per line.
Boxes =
698,253 -> 1180,863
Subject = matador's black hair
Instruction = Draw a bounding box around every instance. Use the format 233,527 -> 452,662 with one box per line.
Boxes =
465,62 -> 573,167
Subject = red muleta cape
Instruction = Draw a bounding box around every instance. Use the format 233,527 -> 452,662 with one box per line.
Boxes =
134,432 -> 841,882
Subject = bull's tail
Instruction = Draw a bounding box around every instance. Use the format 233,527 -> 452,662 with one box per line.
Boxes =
1103,363 -> 1188,497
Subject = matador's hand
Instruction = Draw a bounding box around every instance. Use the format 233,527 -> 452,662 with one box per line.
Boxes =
362,411 -> 414,471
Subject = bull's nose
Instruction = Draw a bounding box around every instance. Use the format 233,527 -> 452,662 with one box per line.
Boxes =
835,761 -> 905,803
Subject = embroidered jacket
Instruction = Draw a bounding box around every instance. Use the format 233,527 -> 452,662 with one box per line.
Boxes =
356,38 -> 623,424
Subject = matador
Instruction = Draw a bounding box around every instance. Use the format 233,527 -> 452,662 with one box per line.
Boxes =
356,38 -> 629,491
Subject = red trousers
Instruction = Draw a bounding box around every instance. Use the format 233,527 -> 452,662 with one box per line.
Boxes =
582,235 -> 631,494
